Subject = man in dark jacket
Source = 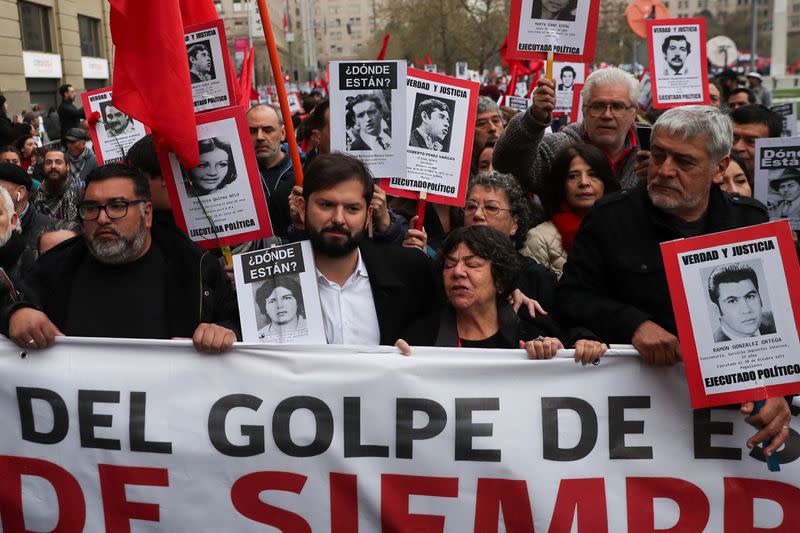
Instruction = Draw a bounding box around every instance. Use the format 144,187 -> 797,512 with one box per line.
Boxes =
557,105 -> 791,457
57,84 -> 84,142
4,163 -> 239,353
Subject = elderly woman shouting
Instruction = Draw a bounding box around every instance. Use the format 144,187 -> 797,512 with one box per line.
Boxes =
403,225 -> 607,363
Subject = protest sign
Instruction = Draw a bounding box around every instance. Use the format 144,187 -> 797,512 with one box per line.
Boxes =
1,338 -> 798,531
508,0 -> 600,62
647,18 -> 710,109
662,221 -> 800,408
233,241 -> 326,344
553,62 -> 586,114
424,64 -> 438,73
455,61 -> 468,79
158,106 -> 272,249
569,82 -> 584,123
330,60 -> 407,178
771,102 -> 798,138
505,95 -> 532,111
754,136 -> 800,230
185,20 -> 236,113
286,91 -> 303,114
81,87 -> 150,165
381,68 -> 478,206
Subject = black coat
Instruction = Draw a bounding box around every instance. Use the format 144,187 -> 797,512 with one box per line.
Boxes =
2,223 -> 240,338
556,184 -> 768,343
359,239 -> 436,345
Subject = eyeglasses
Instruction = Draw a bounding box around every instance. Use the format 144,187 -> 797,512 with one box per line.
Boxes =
464,201 -> 511,217
583,101 -> 635,117
78,200 -> 146,221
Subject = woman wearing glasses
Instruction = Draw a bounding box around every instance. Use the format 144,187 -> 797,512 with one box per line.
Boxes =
401,225 -> 607,364
185,137 -> 237,197
521,144 -> 619,279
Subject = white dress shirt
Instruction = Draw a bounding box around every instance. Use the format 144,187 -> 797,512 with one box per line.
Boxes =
316,250 -> 381,345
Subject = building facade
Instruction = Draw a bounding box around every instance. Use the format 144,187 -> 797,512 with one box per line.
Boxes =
1,0 -> 113,114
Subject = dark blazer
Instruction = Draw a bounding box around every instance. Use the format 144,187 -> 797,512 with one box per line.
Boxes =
409,128 -> 427,149
359,240 -> 436,345
349,133 -> 371,151
713,312 -> 777,342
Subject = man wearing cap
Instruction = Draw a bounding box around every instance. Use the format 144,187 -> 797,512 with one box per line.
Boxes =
746,72 -> 772,107
768,169 -> 800,220
0,163 -> 55,252
32,149 -> 81,221
63,127 -> 97,191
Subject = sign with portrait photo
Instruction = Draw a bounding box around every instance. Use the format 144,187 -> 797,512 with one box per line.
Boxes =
381,69 -> 479,207
552,62 -> 586,115
647,18 -> 710,109
81,87 -> 150,165
185,20 -> 236,113
508,0 -> 600,62
233,241 -> 326,344
455,61 -> 468,79
287,91 -> 303,114
662,221 -> 800,408
505,95 -> 532,112
754,136 -> 800,230
158,106 -> 272,249
569,82 -> 584,123
771,103 -> 798,138
330,60 -> 407,178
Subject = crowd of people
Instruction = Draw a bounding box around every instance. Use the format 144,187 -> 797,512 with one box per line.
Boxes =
0,64 -> 795,456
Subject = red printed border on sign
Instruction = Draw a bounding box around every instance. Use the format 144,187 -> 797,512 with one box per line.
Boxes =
507,0 -> 600,63
661,221 -> 800,408
380,68 -> 479,208
81,87 -> 151,166
157,105 -> 273,249
647,18 -> 711,109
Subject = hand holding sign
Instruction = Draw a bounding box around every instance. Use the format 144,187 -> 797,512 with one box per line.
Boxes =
742,397 -> 792,458
532,77 -> 556,123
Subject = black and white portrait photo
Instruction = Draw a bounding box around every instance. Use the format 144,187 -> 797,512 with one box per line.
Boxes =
558,65 -> 577,91
187,40 -> 216,83
767,168 -> 800,221
531,0 -> 577,21
253,274 -> 308,338
99,101 -> 135,136
184,136 -> 237,197
345,91 -> 393,151
704,261 -> 776,343
662,34 -> 691,76
408,95 -> 455,153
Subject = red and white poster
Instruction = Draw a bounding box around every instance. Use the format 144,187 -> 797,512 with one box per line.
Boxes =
647,18 -> 710,109
508,0 -> 600,63
158,106 -> 272,249
569,82 -> 584,123
661,221 -> 800,408
185,19 -> 237,113
381,68 -> 478,207
286,91 -> 303,114
81,87 -> 150,165
553,62 -> 587,115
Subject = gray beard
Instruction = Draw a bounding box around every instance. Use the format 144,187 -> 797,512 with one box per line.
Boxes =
87,221 -> 148,264
0,224 -> 14,248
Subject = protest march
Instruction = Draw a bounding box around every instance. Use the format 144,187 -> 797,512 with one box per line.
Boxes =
0,0 -> 798,530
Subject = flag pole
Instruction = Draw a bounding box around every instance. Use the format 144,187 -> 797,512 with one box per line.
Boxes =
255,0 -> 305,186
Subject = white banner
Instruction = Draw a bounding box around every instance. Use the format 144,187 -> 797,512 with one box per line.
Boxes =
0,338 -> 798,531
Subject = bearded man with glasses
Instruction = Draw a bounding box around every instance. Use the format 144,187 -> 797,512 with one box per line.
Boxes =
1,163 -> 240,353
493,67 -> 641,194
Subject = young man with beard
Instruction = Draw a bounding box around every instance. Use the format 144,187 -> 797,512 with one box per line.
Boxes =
32,149 -> 82,221
2,163 -> 240,354
296,153 -> 434,345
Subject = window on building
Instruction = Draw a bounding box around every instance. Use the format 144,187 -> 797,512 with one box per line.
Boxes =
18,1 -> 53,52
78,16 -> 102,57
214,0 -> 223,13
348,4 -> 360,14
233,0 -> 245,11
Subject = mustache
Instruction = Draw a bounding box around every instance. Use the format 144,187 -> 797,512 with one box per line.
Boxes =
322,225 -> 351,236
94,225 -> 122,238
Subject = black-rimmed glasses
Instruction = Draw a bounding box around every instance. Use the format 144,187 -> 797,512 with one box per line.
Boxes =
583,102 -> 635,117
78,200 -> 146,221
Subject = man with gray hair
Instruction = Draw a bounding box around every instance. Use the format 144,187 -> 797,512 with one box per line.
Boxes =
493,67 -> 640,193
472,96 -> 505,173
556,105 -> 791,456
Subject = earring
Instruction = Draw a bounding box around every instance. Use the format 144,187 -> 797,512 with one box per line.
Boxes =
16,192 -> 20,202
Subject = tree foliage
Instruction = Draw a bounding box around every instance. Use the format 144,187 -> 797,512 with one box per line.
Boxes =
369,0 -> 508,73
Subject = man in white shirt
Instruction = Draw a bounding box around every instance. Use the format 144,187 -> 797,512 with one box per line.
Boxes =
297,153 -> 434,345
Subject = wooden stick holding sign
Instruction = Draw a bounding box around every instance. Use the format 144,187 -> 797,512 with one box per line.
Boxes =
255,0 -> 305,186
545,51 -> 554,80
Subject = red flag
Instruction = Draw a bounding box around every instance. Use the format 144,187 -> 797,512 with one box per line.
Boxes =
506,64 -> 519,98
376,34 -> 391,60
283,10 -> 289,32
110,0 -> 199,168
179,0 -> 218,26
425,53 -> 433,65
